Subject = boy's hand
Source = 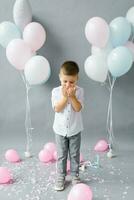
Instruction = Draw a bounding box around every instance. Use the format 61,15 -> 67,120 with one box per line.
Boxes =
67,86 -> 76,97
61,86 -> 68,97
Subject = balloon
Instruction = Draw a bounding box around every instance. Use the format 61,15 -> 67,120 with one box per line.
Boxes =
0,21 -> 21,48
67,160 -> 70,173
53,150 -> 58,161
125,41 -> 134,60
110,17 -> 131,47
126,7 -> 134,27
5,149 -> 20,163
0,167 -> 12,184
85,17 -> 109,48
44,142 -> 56,156
23,22 -> 46,51
24,55 -> 51,85
84,55 -> 108,82
38,149 -> 53,163
68,183 -> 93,200
107,46 -> 133,77
6,38 -> 33,70
13,0 -> 32,31
94,139 -> 109,152
91,40 -> 113,58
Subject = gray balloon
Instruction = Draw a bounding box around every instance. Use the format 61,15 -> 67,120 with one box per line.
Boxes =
13,0 -> 32,31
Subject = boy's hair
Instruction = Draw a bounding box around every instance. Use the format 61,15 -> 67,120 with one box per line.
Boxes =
60,61 -> 79,75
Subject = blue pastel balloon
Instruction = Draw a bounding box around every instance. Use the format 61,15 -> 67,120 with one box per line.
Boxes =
110,17 -> 131,47
0,21 -> 21,48
107,46 -> 133,77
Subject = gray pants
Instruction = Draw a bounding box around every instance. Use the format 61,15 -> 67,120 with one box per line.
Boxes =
55,132 -> 81,177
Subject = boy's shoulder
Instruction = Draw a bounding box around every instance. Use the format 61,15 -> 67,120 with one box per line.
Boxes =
52,86 -> 61,93
76,86 -> 84,91
76,85 -> 83,89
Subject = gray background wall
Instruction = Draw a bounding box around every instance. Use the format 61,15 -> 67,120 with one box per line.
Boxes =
0,0 -> 134,152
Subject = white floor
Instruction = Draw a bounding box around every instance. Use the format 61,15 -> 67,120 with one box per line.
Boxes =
0,142 -> 134,200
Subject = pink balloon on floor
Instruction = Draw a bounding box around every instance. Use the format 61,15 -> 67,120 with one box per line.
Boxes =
38,149 -> 53,163
5,149 -> 20,163
44,142 -> 56,157
53,150 -> 58,161
67,160 -> 70,173
68,183 -> 93,200
94,139 -> 109,152
0,167 -> 12,184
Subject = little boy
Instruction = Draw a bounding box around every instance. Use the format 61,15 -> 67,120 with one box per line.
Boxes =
51,61 -> 84,191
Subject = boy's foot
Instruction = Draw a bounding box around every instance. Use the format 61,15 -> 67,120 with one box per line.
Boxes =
72,176 -> 81,185
54,176 -> 65,191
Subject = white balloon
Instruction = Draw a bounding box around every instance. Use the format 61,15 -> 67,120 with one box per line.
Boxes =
0,21 -> 21,48
23,22 -> 46,51
126,7 -> 134,25
91,40 -> 113,58
13,0 -> 32,31
84,55 -> 108,82
85,17 -> 109,48
24,55 -> 51,85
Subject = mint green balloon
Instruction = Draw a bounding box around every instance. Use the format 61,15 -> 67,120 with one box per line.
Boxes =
0,21 -> 21,48
107,46 -> 133,77
110,17 -> 131,47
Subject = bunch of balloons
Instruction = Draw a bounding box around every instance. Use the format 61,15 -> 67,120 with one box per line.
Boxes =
0,0 -> 51,158
84,7 -> 134,150
84,7 -> 134,82
0,0 -> 51,85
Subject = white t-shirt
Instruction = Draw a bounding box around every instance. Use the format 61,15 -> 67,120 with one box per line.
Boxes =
51,86 -> 84,137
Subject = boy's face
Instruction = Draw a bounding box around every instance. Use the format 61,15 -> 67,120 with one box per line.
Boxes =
59,71 -> 78,88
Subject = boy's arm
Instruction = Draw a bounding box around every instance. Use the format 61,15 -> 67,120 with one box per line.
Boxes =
68,87 -> 83,112
53,86 -> 68,112
69,95 -> 82,112
54,96 -> 68,112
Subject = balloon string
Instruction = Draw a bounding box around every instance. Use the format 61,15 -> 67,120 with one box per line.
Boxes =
83,154 -> 100,169
106,73 -> 116,149
20,71 -> 33,153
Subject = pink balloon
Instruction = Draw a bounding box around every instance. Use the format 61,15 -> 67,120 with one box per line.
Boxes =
53,150 -> 58,161
85,17 -> 109,48
0,167 -> 12,184
67,160 -> 70,173
44,142 -> 56,157
5,149 -> 20,163
23,22 -> 46,51
94,139 -> 109,152
125,41 -> 134,60
6,39 -> 33,70
68,183 -> 93,200
38,149 -> 53,163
